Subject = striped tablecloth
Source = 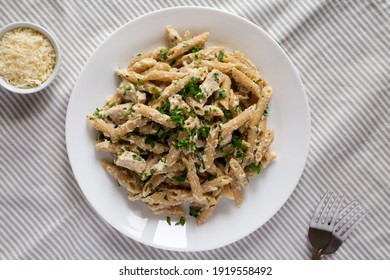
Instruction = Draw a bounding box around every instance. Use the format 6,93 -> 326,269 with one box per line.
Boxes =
0,0 -> 389,260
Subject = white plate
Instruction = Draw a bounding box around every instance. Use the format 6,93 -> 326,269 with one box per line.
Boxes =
66,7 -> 310,252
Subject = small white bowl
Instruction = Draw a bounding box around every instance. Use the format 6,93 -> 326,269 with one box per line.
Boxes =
0,22 -> 62,94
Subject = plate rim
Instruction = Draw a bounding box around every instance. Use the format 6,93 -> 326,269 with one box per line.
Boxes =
66,6 -> 311,252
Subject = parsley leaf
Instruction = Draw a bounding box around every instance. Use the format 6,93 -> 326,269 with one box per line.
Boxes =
223,109 -> 233,119
232,134 -> 248,151
156,127 -> 169,139
173,138 -> 189,149
97,131 -> 110,142
175,216 -> 186,226
166,216 -> 171,225
156,127 -> 170,139
132,154 -> 142,161
218,50 -> 224,62
198,126 -> 210,139
159,49 -> 169,60
213,72 -> 220,82
217,88 -> 226,99
263,105 -> 269,116
169,58 -> 177,67
146,183 -> 154,189
249,163 -> 261,174
189,206 -> 201,218
125,84 -> 132,91
144,135 -> 156,148
190,45 -> 202,53
236,150 -> 246,158
93,108 -> 103,119
172,175 -> 186,182
169,107 -> 185,126
157,99 -> 170,115
182,77 -> 201,98
122,107 -> 133,117
151,86 -> 160,94
137,78 -> 145,85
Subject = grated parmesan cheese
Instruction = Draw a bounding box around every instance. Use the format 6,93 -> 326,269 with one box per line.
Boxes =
0,27 -> 56,88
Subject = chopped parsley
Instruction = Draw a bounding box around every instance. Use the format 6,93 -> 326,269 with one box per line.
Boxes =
166,216 -> 171,225
263,105 -> 269,116
175,216 -> 186,226
93,108 -> 103,119
236,150 -> 246,158
169,58 -> 177,67
198,126 -> 210,139
182,77 -> 201,98
218,50 -> 224,62
249,163 -> 261,174
122,107 -> 133,117
105,101 -> 114,107
213,72 -> 220,82
172,175 -> 186,182
125,84 -> 132,91
157,99 -> 170,114
156,128 -> 169,139
232,134 -> 248,151
159,49 -> 169,60
190,45 -> 202,53
188,128 -> 197,137
196,92 -> 205,99
132,154 -> 142,161
164,194 -> 169,201
144,135 -> 156,148
146,183 -> 154,189
151,86 -> 160,94
173,138 -> 189,149
137,78 -> 145,85
217,88 -> 226,99
223,109 -> 233,119
97,131 -> 110,142
115,151 -> 124,161
169,107 -> 185,126
188,107 -> 196,116
150,168 -> 156,175
208,174 -> 217,181
189,206 -> 201,218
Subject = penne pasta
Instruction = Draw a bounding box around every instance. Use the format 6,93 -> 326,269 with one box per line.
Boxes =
182,156 -> 203,202
87,26 -> 275,225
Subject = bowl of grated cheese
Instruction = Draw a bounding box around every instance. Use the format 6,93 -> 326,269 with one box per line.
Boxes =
0,22 -> 61,94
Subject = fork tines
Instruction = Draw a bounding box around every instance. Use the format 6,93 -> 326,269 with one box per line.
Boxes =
333,200 -> 368,241
308,190 -> 368,259
310,191 -> 344,231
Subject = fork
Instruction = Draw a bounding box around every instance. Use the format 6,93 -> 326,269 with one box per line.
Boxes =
321,200 -> 368,256
308,191 -> 344,260
309,191 -> 368,259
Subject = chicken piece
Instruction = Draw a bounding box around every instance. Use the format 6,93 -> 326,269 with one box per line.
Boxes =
106,103 -> 133,125
117,81 -> 146,104
199,69 -> 224,104
115,151 -> 146,173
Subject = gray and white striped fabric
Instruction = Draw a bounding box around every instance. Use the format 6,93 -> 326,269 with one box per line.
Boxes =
0,0 -> 389,260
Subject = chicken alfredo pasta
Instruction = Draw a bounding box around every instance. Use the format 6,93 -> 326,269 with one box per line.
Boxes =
86,26 -> 276,225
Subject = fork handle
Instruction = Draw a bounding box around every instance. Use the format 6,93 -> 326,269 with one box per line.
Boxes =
312,248 -> 325,260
